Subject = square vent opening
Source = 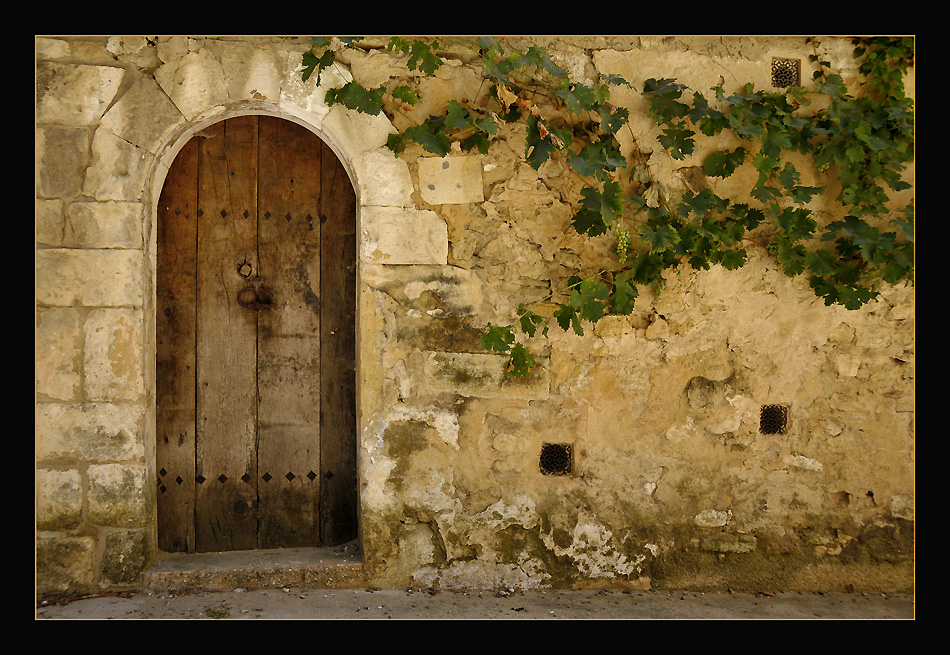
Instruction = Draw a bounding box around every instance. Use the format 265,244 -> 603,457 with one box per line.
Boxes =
771,58 -> 801,88
759,404 -> 789,435
540,443 -> 573,476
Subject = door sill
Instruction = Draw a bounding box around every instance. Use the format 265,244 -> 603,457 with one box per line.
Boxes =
148,541 -> 365,594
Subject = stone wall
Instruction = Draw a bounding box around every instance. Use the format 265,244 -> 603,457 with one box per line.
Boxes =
35,36 -> 914,597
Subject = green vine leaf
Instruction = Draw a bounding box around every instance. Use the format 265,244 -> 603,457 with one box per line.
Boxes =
482,323 -> 515,353
325,81 -> 385,115
301,47 -> 336,85
570,278 -> 610,323
703,147 -> 747,178
639,222 -> 681,253
388,37 -> 444,76
570,181 -> 623,237
610,272 -> 638,315
525,116 -> 558,169
517,304 -> 545,338
507,343 -> 536,377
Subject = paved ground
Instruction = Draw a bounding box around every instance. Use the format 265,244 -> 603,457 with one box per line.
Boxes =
36,587 -> 914,620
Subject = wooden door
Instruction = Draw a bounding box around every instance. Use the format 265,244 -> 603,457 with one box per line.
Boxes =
156,116 -> 357,553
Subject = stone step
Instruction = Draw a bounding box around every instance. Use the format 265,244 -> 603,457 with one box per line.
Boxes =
147,542 -> 366,594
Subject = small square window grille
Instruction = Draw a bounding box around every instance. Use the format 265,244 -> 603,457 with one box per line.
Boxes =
540,443 -> 573,476
771,58 -> 800,88
759,404 -> 789,435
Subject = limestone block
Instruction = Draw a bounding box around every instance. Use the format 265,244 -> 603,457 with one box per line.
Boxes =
153,49 -> 229,123
98,75 -> 183,154
701,533 -> 757,553
35,469 -> 83,530
35,126 -> 89,198
35,402 -> 144,462
35,535 -> 96,594
35,249 -> 143,307
83,309 -> 145,403
100,530 -> 149,588
321,103 -> 393,162
421,351 -> 549,399
87,463 -> 149,528
35,307 -> 83,401
361,206 -> 448,265
36,199 -> 65,246
278,45 -> 353,120
207,39 -> 282,104
418,155 -> 484,205
82,129 -> 153,201
67,201 -> 143,248
354,148 -> 415,207
35,62 -> 123,126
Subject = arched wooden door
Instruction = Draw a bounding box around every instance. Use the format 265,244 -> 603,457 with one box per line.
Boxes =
156,115 -> 357,553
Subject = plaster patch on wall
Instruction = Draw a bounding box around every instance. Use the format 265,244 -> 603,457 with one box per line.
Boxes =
476,493 -> 539,531
360,417 -> 399,512
694,509 -> 733,527
541,513 -> 643,579
426,559 -> 550,590
388,405 -> 460,450
784,454 -> 823,472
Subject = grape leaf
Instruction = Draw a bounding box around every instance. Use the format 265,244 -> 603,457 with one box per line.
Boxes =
506,343 -> 537,378
517,304 -> 545,338
482,323 -> 515,353
610,272 -> 638,315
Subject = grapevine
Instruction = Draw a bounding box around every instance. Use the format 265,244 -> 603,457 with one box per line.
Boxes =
296,36 -> 914,377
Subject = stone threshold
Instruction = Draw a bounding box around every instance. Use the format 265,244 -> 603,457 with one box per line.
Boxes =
147,541 -> 366,594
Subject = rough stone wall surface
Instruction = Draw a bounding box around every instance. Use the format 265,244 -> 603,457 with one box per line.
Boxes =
35,36 -> 914,597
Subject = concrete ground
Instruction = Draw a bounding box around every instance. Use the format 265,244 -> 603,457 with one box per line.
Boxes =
35,544 -> 915,620
36,586 -> 914,620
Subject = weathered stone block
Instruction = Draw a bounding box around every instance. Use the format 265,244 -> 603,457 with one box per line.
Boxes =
84,308 -> 145,402
35,126 -> 89,198
418,155 -> 484,205
36,402 -> 144,462
67,201 -> 143,248
87,463 -> 149,528
82,128 -> 154,201
99,75 -> 183,152
35,249 -> 143,307
35,62 -> 123,126
361,206 -> 448,265
36,199 -> 65,246
154,49 -> 229,122
35,469 -> 83,530
35,307 -> 83,401
355,148 -> 415,207
100,530 -> 150,588
35,535 -> 96,595
422,351 -> 549,399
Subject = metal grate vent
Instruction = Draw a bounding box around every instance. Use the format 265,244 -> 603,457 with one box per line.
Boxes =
759,404 -> 789,434
771,58 -> 801,88
540,443 -> 573,476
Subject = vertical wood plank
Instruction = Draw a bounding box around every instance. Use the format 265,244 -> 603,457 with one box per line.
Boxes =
256,117 -> 323,548
319,138 -> 359,545
156,136 -> 199,553
195,117 -> 260,552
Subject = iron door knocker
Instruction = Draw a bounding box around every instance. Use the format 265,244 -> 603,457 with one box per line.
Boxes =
237,276 -> 276,311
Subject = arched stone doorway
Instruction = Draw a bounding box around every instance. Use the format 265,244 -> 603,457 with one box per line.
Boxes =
155,114 -> 358,553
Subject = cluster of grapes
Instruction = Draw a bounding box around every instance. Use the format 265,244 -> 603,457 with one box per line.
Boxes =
615,223 -> 631,265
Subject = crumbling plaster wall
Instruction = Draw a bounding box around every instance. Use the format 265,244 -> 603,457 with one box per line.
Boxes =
35,36 -> 914,597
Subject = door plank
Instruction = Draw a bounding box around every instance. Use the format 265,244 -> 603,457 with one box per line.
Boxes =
319,138 -> 359,545
256,117 -> 323,548
156,136 -> 199,553
195,117 -> 260,552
